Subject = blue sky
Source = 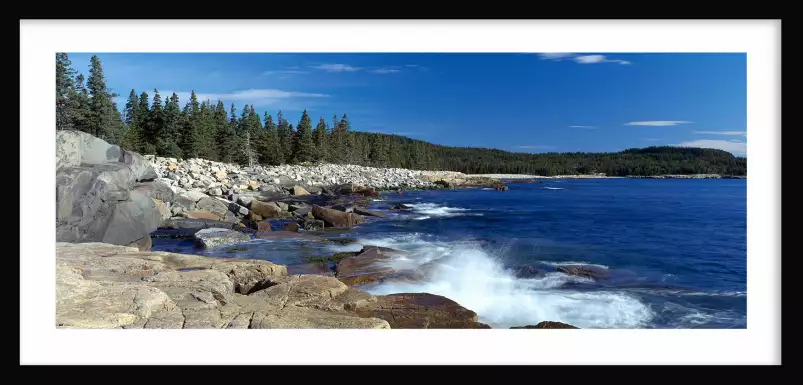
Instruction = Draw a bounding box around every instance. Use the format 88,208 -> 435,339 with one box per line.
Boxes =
66,52 -> 747,155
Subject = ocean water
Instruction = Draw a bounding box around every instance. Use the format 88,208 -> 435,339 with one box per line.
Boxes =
152,179 -> 747,329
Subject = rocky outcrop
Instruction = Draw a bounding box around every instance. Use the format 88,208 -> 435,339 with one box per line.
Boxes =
56,130 -> 161,246
56,242 -> 493,329
510,321 -> 579,329
353,293 -> 491,329
56,242 -> 389,329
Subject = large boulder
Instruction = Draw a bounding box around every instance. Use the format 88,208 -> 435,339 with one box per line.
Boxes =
249,200 -> 282,219
353,293 -> 490,329
311,205 -> 365,228
56,129 -> 123,171
56,131 -> 160,246
196,197 -> 230,219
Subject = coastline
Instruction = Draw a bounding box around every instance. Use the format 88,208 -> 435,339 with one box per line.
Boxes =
54,131 -> 745,330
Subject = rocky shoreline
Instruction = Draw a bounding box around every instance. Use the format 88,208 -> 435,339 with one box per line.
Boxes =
57,130 -> 581,329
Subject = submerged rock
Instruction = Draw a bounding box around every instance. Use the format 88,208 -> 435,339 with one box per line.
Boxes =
194,228 -> 251,249
335,246 -> 406,286
353,207 -> 387,218
556,265 -> 609,280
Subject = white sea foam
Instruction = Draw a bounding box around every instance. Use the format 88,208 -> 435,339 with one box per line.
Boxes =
358,233 -> 654,329
543,187 -> 565,190
406,203 -> 470,216
413,216 -> 431,220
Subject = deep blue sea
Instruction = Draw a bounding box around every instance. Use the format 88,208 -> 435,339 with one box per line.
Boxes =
153,179 -> 747,329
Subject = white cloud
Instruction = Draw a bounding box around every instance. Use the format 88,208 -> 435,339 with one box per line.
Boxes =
514,145 -> 555,150
310,64 -> 361,72
569,125 -> 596,129
538,53 -> 576,60
693,130 -> 747,136
261,69 -> 308,76
310,63 -> 408,74
370,67 -> 401,74
625,121 -> 693,126
675,139 -> 746,155
166,88 -> 328,108
538,53 -> 631,65
573,55 -> 606,64
574,55 -> 631,65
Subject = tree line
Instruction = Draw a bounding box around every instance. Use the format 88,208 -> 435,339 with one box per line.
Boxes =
55,53 -> 747,176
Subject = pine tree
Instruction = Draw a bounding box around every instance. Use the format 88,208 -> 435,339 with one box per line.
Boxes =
56,53 -> 76,130
215,100 -> 236,163
329,113 -> 352,164
292,109 -> 316,163
313,116 -> 328,163
86,55 -> 122,143
261,113 -> 282,165
369,134 -> 389,166
159,92 -> 183,158
123,89 -> 137,126
120,89 -> 141,151
276,110 -> 293,163
134,91 -> 150,151
179,91 -> 201,158
139,89 -> 162,154
197,101 -> 218,161
71,74 -> 92,134
249,104 -> 262,133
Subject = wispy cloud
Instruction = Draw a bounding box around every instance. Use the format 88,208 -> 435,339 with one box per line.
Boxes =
166,88 -> 329,108
675,139 -> 746,155
310,63 -> 409,74
643,138 -> 663,141
569,125 -> 596,129
538,53 -> 631,65
261,69 -> 309,77
625,121 -> 693,126
310,64 -> 361,72
693,130 -> 746,136
538,53 -> 575,60
369,67 -> 402,74
514,145 -> 555,150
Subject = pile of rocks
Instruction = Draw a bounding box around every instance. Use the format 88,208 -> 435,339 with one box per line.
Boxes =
148,156 -> 475,192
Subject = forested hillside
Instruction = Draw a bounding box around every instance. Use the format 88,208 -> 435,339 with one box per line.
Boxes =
55,53 -> 747,176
